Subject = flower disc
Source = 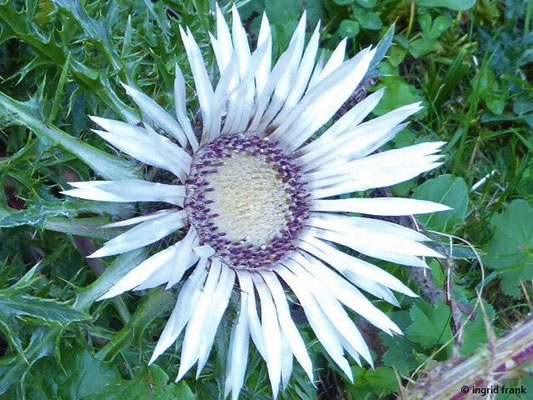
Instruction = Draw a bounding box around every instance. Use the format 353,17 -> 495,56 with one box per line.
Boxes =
184,134 -> 309,269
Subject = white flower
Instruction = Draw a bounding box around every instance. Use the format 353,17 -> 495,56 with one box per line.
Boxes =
63,5 -> 449,399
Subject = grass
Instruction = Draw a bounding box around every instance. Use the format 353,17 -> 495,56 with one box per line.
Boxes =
0,0 -> 532,399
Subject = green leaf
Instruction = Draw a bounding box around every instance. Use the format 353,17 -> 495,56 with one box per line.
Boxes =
406,301 -> 453,349
429,15 -> 453,39
355,0 -> 377,8
0,294 -> 89,326
88,366 -> 196,400
0,1 -> 65,64
51,0 -> 122,71
408,37 -> 442,58
387,45 -> 407,67
485,92 -> 506,114
0,328 -> 58,396
356,11 -> 382,30
0,251 -> 146,396
0,91 -> 138,181
373,79 -> 422,115
419,13 -> 432,35
380,311 -> 420,375
381,334 -> 420,375
0,264 -> 88,326
413,174 -> 469,232
348,367 -> 400,397
338,19 -> 360,38
0,199 -> 133,229
460,301 -> 496,357
23,348 -> 195,400
483,200 -> 533,298
96,289 -> 175,361
517,160 -> 533,197
416,0 -> 476,11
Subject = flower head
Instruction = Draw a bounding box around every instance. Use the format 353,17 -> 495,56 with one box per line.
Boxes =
63,5 -> 448,399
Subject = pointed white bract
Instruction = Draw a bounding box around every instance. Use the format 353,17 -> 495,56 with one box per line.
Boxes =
252,273 -> 282,399
311,197 -> 451,216
89,116 -> 191,180
62,180 -> 185,205
89,210 -> 186,258
225,285 -> 251,400
64,5 -> 449,400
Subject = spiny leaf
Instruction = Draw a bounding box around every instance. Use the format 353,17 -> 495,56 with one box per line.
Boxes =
22,348 -> 196,400
0,294 -> 89,325
0,199 -> 134,229
95,288 -> 175,362
0,1 -> 65,63
51,0 -> 122,71
0,90 -> 138,181
0,251 -> 146,396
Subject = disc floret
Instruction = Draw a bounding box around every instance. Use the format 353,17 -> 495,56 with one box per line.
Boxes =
184,134 -> 309,269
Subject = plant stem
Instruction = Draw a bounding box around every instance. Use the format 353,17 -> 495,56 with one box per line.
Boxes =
405,317 -> 533,400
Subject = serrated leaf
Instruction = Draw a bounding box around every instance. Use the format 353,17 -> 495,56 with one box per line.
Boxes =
483,199 -> 533,298
460,301 -> 496,357
381,334 -> 420,375
0,328 -> 57,396
0,294 -> 88,326
0,318 -> 25,360
0,199 -> 133,229
51,0 -> 121,70
23,348 -> 195,400
0,91 -> 138,181
413,174 -> 469,232
406,301 -> 453,349
0,1 -> 65,63
0,251 -> 146,396
96,289 -> 174,361
348,366 -> 400,397
380,311 -> 420,375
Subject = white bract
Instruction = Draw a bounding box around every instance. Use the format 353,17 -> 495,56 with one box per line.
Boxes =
63,5 -> 449,399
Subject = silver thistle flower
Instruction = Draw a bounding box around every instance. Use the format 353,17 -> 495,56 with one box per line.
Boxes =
63,5 -> 448,399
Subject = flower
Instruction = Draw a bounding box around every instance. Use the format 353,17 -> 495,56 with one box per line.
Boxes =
63,5 -> 448,399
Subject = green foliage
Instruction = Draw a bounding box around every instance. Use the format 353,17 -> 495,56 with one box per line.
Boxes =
0,0 -> 531,399
380,311 -> 421,375
460,300 -> 496,357
406,301 -> 453,349
22,348 -> 195,400
417,0 -> 476,12
483,200 -> 533,298
95,289 -> 175,362
413,174 -> 469,232
346,366 -> 399,398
